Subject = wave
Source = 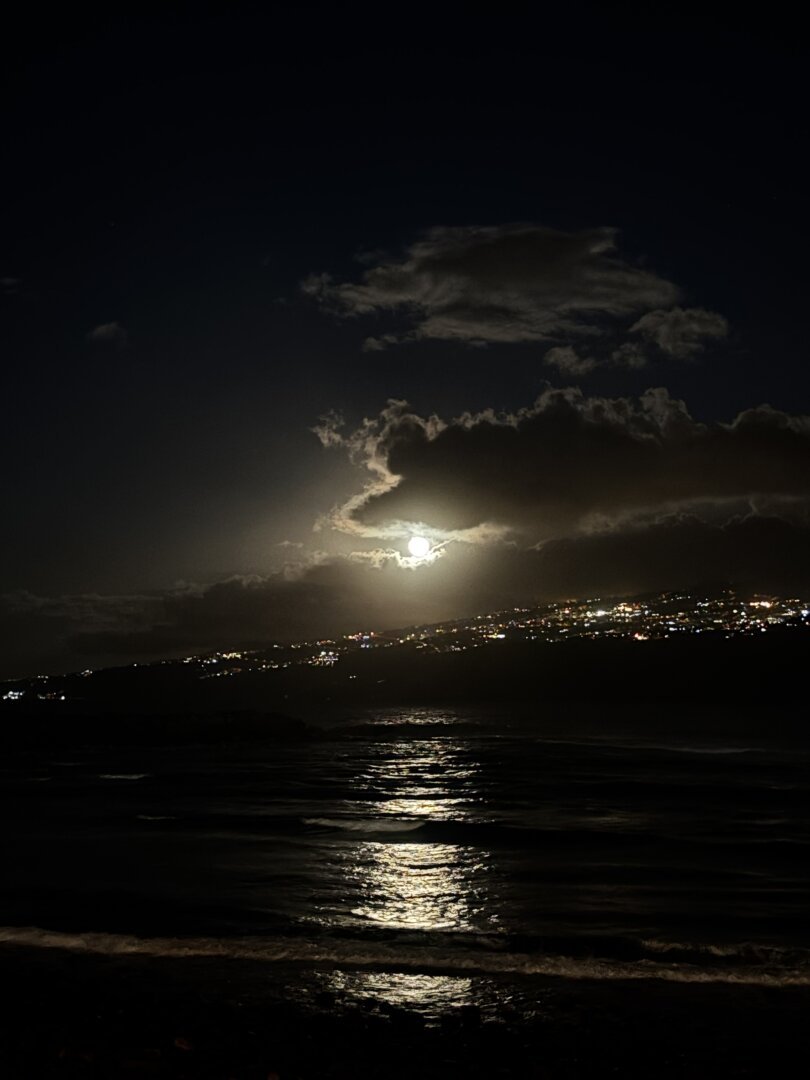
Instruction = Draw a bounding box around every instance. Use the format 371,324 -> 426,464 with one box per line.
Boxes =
337,722 -> 486,739
172,813 -> 808,856
650,745 -> 760,756
299,816 -> 809,852
97,773 -> 151,781
299,817 -> 632,846
303,818 -> 424,833
2,925 -> 809,987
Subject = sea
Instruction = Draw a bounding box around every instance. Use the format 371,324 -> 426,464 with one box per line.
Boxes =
3,705 -> 810,1025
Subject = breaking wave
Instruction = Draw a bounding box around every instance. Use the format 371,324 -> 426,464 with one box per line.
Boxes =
97,773 -> 151,781
303,818 -> 425,833
2,926 -> 809,987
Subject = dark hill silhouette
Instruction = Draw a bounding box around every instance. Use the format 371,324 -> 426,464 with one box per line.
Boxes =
2,628 -> 808,746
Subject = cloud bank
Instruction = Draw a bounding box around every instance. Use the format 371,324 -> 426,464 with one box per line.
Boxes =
316,390 -> 810,540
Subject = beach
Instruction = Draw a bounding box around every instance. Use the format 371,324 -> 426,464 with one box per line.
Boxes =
1,944 -> 808,1078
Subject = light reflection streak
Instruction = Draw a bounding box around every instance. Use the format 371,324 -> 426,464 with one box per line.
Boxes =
320,970 -> 475,1014
366,797 -> 467,817
348,841 -> 488,930
319,735 -> 498,1012
336,737 -> 495,932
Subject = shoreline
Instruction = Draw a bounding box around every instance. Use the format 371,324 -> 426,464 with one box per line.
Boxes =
1,943 -> 808,1077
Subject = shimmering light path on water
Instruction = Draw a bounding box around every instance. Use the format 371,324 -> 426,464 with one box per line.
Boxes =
3,707 -> 810,1016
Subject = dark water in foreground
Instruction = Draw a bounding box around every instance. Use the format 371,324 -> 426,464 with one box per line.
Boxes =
3,707 -> 810,1021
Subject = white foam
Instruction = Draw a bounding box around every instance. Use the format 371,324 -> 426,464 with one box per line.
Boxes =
97,774 -> 151,781
2,926 -> 809,987
303,818 -> 424,833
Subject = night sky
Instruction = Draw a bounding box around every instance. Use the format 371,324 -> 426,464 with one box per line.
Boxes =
3,8 -> 809,678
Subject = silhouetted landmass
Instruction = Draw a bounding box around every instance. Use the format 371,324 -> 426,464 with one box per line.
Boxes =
2,629 -> 809,744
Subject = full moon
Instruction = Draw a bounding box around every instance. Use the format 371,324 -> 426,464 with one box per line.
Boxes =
408,535 -> 431,558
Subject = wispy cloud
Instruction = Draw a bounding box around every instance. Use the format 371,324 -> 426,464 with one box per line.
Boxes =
303,223 -> 681,347
630,306 -> 728,359
86,321 -> 129,346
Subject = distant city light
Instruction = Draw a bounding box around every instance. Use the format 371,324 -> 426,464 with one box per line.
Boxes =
3,589 -> 809,695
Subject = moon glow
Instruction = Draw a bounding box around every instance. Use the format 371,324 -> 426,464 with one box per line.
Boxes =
408,535 -> 431,558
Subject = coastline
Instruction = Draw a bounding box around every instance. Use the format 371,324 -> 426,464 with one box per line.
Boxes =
1,942 -> 807,1078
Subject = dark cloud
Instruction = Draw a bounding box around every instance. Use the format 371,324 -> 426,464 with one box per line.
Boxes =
86,321 -> 129,346
0,559 -> 468,678
303,224 -> 680,347
0,590 -> 161,680
544,309 -> 727,372
533,514 -> 810,599
318,390 -> 810,541
630,306 -> 728,359
544,346 -> 596,376
610,341 -> 648,368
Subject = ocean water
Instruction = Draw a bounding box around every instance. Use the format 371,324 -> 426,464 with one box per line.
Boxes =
3,706 -> 810,1020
